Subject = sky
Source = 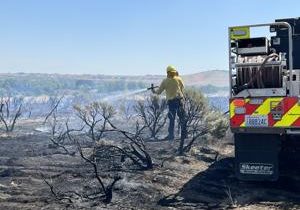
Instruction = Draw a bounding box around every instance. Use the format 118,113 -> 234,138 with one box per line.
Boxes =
0,0 -> 299,75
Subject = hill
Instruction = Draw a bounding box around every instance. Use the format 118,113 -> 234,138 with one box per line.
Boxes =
0,70 -> 229,96
182,70 -> 228,87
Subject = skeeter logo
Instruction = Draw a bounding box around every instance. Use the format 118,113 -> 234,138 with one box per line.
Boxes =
240,163 -> 273,175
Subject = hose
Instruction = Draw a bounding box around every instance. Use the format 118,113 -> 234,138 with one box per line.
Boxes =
244,53 -> 279,89
235,53 -> 279,93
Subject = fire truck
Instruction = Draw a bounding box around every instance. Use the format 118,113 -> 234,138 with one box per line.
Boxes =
229,18 -> 300,181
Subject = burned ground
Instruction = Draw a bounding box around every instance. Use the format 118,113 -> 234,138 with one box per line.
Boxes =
0,122 -> 300,210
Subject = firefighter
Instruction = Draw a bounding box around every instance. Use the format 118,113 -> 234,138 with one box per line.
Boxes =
152,65 -> 187,141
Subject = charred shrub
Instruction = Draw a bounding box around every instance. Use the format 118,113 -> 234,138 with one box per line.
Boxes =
134,95 -> 167,139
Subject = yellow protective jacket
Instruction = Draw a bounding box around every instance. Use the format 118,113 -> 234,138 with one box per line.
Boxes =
155,76 -> 184,101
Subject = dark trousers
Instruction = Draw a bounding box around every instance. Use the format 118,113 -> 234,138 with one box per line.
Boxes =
167,98 -> 187,139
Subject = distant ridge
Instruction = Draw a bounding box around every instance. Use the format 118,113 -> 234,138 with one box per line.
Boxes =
182,70 -> 228,87
0,70 -> 229,88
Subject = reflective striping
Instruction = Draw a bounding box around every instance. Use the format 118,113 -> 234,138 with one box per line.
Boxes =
267,98 -> 284,126
267,97 -> 293,126
230,99 -> 243,126
273,98 -> 298,127
240,99 -> 264,127
230,97 -> 300,128
230,114 -> 245,127
229,101 -> 235,118
252,98 -> 283,116
292,118 -> 300,126
230,99 -> 249,119
240,122 -> 246,127
272,97 -> 298,127
274,102 -> 300,127
230,98 -> 257,127
245,97 -> 283,127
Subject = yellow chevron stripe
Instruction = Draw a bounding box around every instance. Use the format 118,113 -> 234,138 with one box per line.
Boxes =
240,97 -> 283,127
230,101 -> 235,118
240,122 -> 246,127
274,103 -> 300,127
252,98 -> 282,115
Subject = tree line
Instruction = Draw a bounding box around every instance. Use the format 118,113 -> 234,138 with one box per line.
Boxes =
0,74 -> 147,96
